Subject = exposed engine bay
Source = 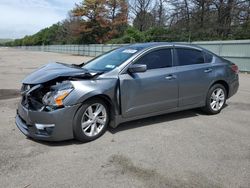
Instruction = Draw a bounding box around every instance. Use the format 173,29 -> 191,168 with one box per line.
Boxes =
21,81 -> 71,112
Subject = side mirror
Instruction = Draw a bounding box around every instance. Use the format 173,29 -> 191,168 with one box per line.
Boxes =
128,64 -> 147,73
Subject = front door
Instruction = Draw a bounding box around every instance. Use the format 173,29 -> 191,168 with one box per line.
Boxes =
119,48 -> 178,118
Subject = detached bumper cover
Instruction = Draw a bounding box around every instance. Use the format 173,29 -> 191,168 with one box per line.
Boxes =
16,102 -> 81,141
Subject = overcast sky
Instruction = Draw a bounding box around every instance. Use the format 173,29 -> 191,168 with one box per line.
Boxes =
0,0 -> 82,39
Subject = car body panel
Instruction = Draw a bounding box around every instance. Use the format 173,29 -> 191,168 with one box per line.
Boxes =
175,63 -> 215,106
22,62 -> 98,84
16,102 -> 81,141
119,67 -> 178,118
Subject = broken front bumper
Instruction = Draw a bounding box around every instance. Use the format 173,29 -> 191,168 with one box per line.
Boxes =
16,102 -> 81,141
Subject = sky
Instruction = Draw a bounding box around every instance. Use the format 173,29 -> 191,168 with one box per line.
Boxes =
0,0 -> 82,39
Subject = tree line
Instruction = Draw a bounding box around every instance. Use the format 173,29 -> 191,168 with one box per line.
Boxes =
5,0 -> 250,46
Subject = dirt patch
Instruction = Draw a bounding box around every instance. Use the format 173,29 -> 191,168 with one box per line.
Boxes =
107,154 -> 221,188
0,142 -> 48,174
228,102 -> 250,111
0,89 -> 20,100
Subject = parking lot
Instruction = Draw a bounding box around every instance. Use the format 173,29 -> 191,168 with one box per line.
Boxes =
0,48 -> 249,188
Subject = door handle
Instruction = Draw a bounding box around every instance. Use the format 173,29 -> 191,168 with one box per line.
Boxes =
204,68 -> 212,73
165,74 -> 176,80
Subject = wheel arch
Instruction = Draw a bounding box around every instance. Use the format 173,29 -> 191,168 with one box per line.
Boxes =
209,80 -> 229,98
86,94 -> 114,112
74,94 -> 116,127
72,94 -> 114,142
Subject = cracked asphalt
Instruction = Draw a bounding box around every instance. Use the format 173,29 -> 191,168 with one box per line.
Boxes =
0,48 -> 249,188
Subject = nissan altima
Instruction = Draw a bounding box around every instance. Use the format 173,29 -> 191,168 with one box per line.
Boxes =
16,43 -> 239,142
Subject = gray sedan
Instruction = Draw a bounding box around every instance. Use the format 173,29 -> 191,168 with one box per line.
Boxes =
16,43 -> 239,142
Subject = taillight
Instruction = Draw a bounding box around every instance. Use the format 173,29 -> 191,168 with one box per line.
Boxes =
231,64 -> 239,74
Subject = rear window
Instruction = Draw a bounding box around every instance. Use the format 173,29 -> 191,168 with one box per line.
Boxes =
176,48 -> 204,66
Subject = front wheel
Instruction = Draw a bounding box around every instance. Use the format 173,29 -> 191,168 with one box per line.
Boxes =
73,99 -> 109,142
203,84 -> 226,115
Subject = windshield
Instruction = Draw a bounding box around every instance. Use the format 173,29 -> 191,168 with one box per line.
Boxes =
82,47 -> 140,71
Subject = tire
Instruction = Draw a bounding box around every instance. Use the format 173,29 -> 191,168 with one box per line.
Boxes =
73,98 -> 109,142
203,84 -> 227,115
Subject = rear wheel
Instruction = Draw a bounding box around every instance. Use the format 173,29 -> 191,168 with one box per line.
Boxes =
203,84 -> 226,115
73,98 -> 109,142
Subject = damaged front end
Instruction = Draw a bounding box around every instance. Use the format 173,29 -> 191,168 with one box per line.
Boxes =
16,62 -> 103,141
19,62 -> 102,112
16,81 -> 81,141
21,81 -> 74,112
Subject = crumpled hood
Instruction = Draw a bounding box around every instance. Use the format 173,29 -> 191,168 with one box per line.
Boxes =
22,62 -> 97,84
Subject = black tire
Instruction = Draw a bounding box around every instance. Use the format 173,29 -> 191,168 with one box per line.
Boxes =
203,84 -> 227,115
73,98 -> 109,142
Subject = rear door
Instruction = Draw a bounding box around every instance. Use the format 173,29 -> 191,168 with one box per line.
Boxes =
174,47 -> 214,106
119,47 -> 178,118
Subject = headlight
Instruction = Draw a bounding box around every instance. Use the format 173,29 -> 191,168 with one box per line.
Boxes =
42,88 -> 73,108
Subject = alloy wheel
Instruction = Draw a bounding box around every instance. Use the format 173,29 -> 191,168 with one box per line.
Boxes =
81,103 -> 107,137
210,88 -> 225,111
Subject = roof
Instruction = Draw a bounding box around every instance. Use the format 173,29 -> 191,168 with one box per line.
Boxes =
125,42 -> 205,51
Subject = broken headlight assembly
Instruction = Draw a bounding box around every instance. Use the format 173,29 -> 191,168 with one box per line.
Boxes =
42,82 -> 74,109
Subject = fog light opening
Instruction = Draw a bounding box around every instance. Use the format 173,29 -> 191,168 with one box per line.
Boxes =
35,123 -> 55,130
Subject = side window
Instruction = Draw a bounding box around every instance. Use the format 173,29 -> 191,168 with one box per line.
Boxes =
135,49 -> 172,69
204,51 -> 213,63
176,48 -> 204,66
